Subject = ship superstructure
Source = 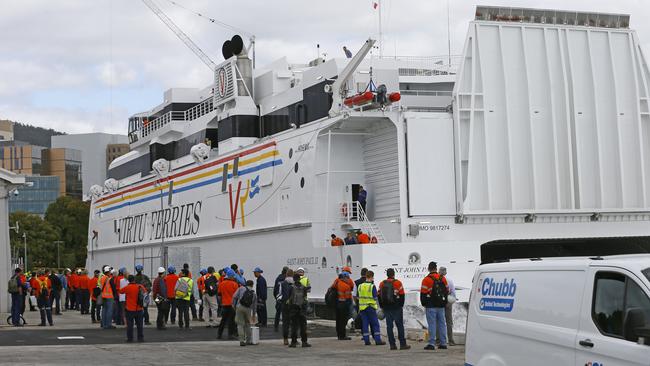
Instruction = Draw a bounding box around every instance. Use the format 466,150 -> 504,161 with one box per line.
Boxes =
88,6 -> 650,330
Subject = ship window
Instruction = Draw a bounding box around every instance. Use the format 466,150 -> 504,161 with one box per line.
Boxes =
221,163 -> 229,192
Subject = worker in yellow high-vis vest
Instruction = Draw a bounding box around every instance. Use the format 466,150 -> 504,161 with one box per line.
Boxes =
356,270 -> 386,346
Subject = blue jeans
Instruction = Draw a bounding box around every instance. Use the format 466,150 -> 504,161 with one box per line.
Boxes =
101,298 -> 114,329
384,307 -> 406,346
11,293 -> 22,325
359,307 -> 382,344
425,307 -> 447,346
125,310 -> 144,341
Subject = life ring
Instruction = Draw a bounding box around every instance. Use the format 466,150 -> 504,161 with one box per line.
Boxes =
340,203 -> 348,217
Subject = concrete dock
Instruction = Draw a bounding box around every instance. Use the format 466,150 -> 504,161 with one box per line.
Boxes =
0,308 -> 465,365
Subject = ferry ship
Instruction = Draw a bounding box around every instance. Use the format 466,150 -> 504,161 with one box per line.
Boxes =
88,6 -> 650,329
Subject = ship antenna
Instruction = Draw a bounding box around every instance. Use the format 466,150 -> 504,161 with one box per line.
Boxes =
447,0 -> 452,66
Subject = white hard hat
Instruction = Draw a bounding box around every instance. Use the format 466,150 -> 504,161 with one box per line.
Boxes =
297,267 -> 305,273
102,266 -> 111,273
157,267 -> 166,274
447,295 -> 457,304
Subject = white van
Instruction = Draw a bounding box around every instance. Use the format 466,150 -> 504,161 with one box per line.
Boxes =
465,255 -> 650,366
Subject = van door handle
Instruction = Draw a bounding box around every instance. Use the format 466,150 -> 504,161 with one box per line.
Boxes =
579,339 -> 594,348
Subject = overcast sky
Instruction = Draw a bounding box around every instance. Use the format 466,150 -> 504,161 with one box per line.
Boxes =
1,0 -> 649,135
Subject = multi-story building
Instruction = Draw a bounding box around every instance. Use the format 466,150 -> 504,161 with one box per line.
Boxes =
51,133 -> 127,198
41,148 -> 82,199
8,175 -> 60,216
0,120 -> 14,141
0,141 -> 45,175
106,143 -> 129,166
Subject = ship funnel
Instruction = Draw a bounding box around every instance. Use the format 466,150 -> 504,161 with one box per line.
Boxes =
222,35 -> 253,97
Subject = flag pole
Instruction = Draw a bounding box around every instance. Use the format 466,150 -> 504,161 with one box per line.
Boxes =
378,0 -> 383,57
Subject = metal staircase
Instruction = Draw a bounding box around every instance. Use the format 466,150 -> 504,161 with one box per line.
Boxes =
341,201 -> 387,243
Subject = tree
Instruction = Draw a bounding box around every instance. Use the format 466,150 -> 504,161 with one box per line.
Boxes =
9,211 -> 60,269
44,196 -> 90,268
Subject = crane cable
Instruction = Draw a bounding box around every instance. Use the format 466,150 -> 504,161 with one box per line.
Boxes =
161,0 -> 252,37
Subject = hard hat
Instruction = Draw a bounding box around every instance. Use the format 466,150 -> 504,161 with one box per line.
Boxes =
447,294 -> 457,304
297,267 -> 305,273
167,265 -> 176,273
225,268 -> 236,278
157,267 -> 166,274
239,268 -> 244,275
76,269 -> 81,273
199,268 -> 207,275
342,266 -> 352,273
103,266 -> 111,273
135,264 -> 144,272
119,267 -> 126,273
253,267 -> 263,273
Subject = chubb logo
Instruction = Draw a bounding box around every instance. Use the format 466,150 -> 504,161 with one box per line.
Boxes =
479,278 -> 517,312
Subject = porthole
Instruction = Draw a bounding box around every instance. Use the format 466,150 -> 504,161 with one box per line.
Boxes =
294,162 -> 299,173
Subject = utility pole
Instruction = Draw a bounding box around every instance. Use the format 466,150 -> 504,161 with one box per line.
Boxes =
22,232 -> 27,272
53,241 -> 64,269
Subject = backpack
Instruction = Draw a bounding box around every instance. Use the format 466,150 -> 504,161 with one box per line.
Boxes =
429,275 -> 448,307
175,278 -> 189,299
289,284 -> 306,307
50,274 -> 62,292
325,286 -> 338,308
137,285 -> 145,307
7,276 -> 19,294
239,288 -> 255,308
38,279 -> 49,300
204,275 -> 218,296
380,280 -> 396,306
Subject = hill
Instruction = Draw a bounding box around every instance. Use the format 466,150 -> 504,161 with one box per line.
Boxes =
13,122 -> 66,147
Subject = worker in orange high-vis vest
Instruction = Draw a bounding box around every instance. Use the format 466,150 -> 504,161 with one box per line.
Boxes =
164,266 -> 179,324
89,270 -> 101,324
36,270 -> 53,326
331,270 -> 354,340
99,266 -> 116,329
196,268 -> 207,321
69,270 -> 79,310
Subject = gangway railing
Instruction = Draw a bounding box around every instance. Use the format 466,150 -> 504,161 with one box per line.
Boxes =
340,201 -> 386,243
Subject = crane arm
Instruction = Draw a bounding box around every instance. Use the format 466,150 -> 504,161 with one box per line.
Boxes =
141,0 -> 216,70
328,38 -> 376,117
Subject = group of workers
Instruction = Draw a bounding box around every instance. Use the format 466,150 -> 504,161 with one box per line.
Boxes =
7,266 -> 103,327
330,231 -> 378,246
8,259 -> 456,350
329,261 -> 456,350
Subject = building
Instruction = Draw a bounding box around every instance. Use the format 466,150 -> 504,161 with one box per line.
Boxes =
0,120 -> 14,141
51,133 -> 128,198
8,175 -> 60,216
107,143 -> 130,166
0,168 -> 25,312
0,141 -> 45,175
41,148 -> 82,199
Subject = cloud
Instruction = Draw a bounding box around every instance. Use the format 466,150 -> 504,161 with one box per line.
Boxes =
97,62 -> 137,87
0,0 -> 649,136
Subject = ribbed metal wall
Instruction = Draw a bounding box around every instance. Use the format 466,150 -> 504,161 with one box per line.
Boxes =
454,21 -> 650,214
364,123 -> 399,219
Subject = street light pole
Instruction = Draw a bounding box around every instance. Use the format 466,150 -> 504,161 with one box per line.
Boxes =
22,232 -> 27,272
53,241 -> 64,269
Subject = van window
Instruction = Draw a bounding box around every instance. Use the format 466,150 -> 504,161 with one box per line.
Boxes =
592,271 -> 650,343
644,268 -> 650,282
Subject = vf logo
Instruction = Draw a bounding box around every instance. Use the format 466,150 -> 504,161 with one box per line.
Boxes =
217,68 -> 227,98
